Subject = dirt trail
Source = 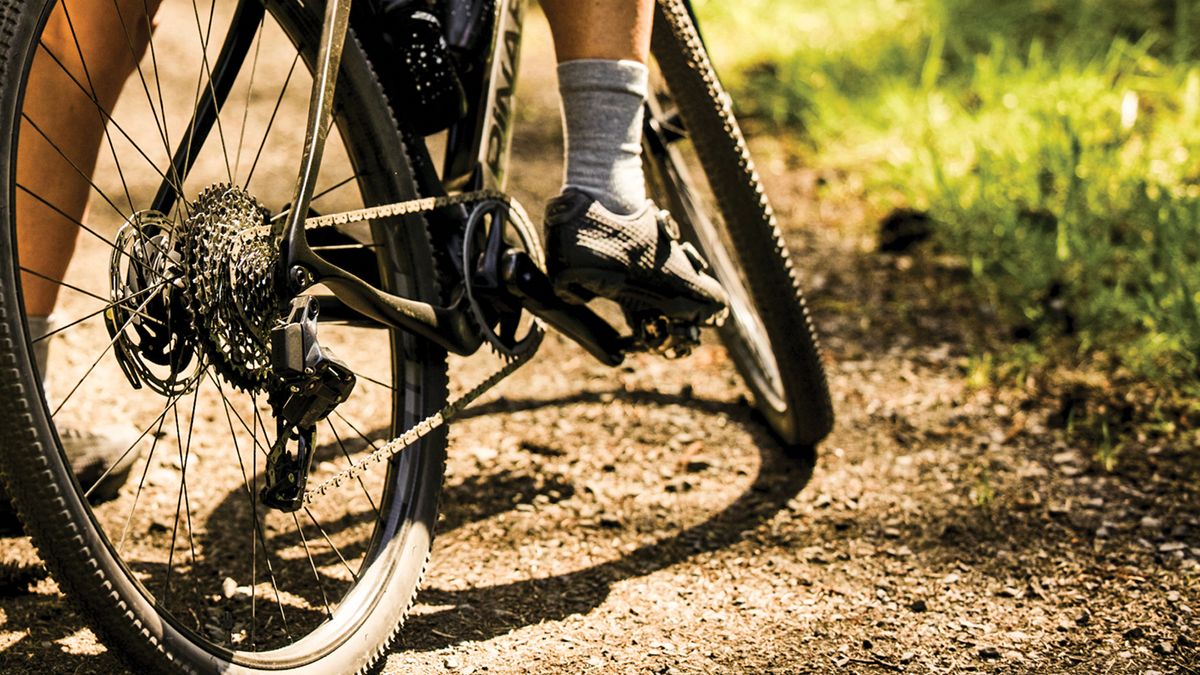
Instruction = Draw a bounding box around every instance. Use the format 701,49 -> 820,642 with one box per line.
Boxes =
1,9 -> 1199,675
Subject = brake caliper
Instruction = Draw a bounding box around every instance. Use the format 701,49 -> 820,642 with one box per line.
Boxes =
261,297 -> 356,511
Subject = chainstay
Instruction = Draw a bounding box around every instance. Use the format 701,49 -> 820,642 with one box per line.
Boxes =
300,188 -> 538,506
303,333 -> 540,506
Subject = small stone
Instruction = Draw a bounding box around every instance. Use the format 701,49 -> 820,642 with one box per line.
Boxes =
1123,626 -> 1145,640
1140,516 -> 1163,531
883,527 -> 902,539
1158,542 -> 1187,553
978,646 -> 1001,660
910,599 -> 928,613
1075,610 -> 1091,626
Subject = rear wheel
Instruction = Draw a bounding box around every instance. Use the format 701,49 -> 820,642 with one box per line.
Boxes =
0,0 -> 446,671
645,0 -> 835,447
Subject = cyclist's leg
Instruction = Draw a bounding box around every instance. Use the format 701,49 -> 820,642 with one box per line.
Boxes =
541,0 -> 652,214
3,0 -> 163,521
539,0 -> 726,322
18,0 -> 162,317
541,0 -> 653,63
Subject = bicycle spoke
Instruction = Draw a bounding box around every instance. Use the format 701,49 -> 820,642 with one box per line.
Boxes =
351,369 -> 396,393
244,51 -> 301,189
178,0 -> 219,199
14,183 -> 154,277
190,0 -> 234,185
250,396 -> 292,642
139,0 -> 186,219
50,290 -> 160,418
327,421 -> 379,518
331,410 -> 384,455
58,4 -> 137,217
181,394 -> 209,618
35,43 -> 186,199
19,266 -> 166,328
108,0 -> 180,191
20,114 -> 128,223
82,386 -> 187,501
251,391 -> 260,645
161,403 -> 190,609
303,507 -> 359,583
116,402 -> 175,554
291,513 -> 333,619
270,174 -> 360,223
234,20 -> 266,183
33,278 -> 173,345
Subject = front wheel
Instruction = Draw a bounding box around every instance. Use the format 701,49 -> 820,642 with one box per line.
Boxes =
644,0 -> 834,447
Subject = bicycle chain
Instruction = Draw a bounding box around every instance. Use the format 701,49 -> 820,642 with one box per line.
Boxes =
299,189 -> 542,506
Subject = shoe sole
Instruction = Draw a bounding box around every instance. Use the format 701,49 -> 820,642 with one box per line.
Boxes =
554,269 -> 728,327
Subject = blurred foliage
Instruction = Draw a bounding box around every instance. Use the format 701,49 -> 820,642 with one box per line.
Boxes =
696,0 -> 1200,385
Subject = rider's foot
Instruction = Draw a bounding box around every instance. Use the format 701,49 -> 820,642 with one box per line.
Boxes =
0,319 -> 142,535
544,189 -> 728,325
0,426 -> 141,535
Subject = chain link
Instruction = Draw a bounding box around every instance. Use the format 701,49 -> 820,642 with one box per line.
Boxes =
299,189 -> 541,506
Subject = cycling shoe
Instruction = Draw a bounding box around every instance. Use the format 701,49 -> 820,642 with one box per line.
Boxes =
544,189 -> 728,325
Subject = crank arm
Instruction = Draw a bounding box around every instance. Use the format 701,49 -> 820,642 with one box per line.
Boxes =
499,250 -> 625,366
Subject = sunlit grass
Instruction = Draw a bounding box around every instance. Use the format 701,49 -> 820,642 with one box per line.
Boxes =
700,0 -> 1200,384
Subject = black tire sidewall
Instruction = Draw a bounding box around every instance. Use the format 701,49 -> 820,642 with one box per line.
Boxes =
648,0 -> 835,448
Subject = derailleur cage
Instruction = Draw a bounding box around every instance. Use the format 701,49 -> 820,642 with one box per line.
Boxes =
261,296 -> 357,511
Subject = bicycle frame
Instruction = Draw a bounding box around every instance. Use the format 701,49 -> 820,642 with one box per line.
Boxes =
160,0 -> 639,363
279,0 -> 531,356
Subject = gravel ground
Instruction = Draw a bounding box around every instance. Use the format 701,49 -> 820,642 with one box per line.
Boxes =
0,8 -> 1198,675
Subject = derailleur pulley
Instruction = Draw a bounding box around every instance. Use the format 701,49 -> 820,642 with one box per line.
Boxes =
260,296 -> 356,511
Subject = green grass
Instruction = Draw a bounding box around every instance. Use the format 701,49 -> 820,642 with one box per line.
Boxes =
697,0 -> 1200,385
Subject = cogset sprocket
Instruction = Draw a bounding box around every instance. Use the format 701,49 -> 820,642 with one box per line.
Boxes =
175,185 -> 279,392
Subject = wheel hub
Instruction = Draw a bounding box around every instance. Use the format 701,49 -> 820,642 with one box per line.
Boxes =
108,185 -> 281,395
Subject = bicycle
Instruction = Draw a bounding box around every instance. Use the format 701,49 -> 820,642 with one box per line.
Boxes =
0,0 -> 833,671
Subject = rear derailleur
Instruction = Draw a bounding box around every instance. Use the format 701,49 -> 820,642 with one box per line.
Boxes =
260,296 -> 356,511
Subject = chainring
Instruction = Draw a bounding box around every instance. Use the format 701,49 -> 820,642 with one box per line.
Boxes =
461,197 -> 544,360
